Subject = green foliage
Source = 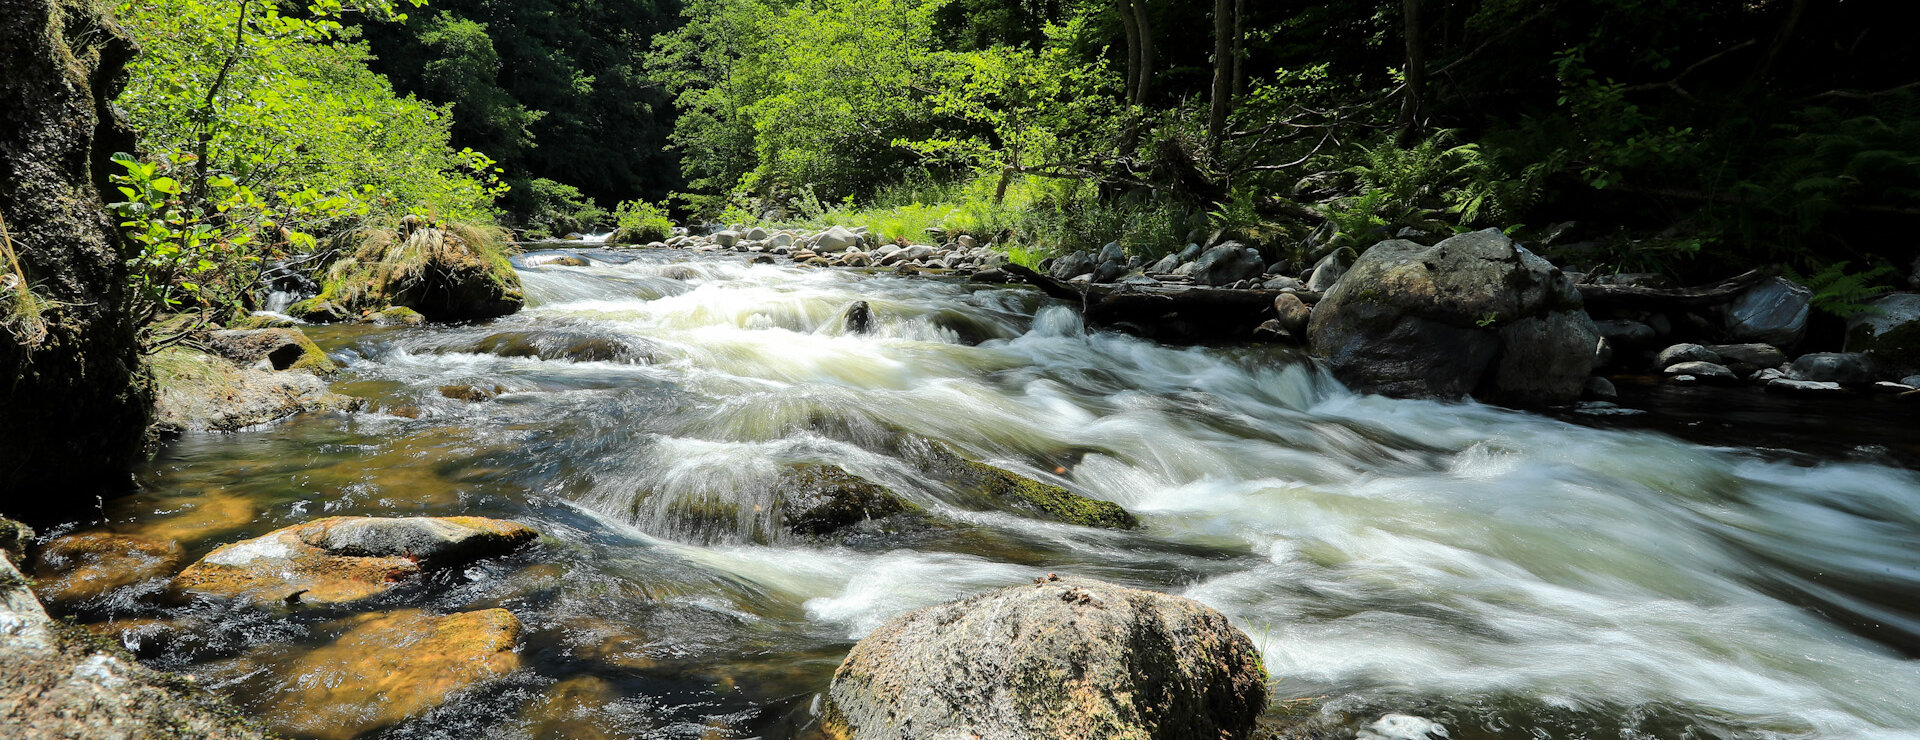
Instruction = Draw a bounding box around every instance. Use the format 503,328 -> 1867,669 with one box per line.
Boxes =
0,214 -> 49,349
512,179 -> 608,239
610,199 -> 675,244
1788,261 -> 1897,319
109,152 -> 287,326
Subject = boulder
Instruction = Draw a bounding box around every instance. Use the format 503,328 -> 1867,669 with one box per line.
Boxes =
171,516 -> 536,607
1703,343 -> 1787,375
1724,277 -> 1812,346
1583,376 -> 1619,401
309,225 -> 524,322
1307,229 -> 1599,406
1049,251 -> 1095,281
1787,352 -> 1874,385
745,226 -> 770,241
267,608 -> 523,740
1304,250 -> 1350,292
1187,243 -> 1265,287
1092,259 -> 1127,284
1272,293 -> 1311,336
842,301 -> 873,334
712,231 -> 740,248
205,328 -> 336,374
29,532 -> 184,612
1594,319 -> 1656,347
1844,293 -> 1920,376
957,234 -> 978,249
2,545 -> 265,739
150,348 -> 353,435
369,306 -> 426,326
0,0 -> 153,521
1655,343 -> 1719,368
814,226 -> 863,253
1097,241 -> 1126,264
823,576 -> 1266,740
1148,254 -> 1182,274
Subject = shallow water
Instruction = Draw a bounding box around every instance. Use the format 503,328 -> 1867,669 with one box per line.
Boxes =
79,249 -> 1920,739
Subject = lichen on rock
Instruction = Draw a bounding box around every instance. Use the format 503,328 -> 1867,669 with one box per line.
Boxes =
171,515 -> 538,607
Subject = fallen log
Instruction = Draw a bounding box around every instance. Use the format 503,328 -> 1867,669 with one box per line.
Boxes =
1001,264 -> 1320,343
1576,268 -> 1770,311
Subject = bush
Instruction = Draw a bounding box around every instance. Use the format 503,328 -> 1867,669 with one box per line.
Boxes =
607,200 -> 675,244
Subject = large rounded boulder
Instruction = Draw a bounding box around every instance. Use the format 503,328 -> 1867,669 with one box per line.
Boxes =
823,576 -> 1267,740
1307,229 -> 1599,406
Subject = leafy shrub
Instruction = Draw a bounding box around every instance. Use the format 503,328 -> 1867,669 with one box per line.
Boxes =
1788,261 -> 1897,319
610,200 -> 675,244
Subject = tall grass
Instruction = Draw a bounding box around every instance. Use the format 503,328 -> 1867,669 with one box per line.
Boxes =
0,213 -> 50,349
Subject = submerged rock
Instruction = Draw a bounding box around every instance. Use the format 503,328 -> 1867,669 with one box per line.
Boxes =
267,608 -> 523,740
1703,343 -> 1786,375
777,464 -> 913,536
1307,230 -> 1598,406
171,516 -> 536,607
1788,352 -> 1874,385
910,439 -> 1136,529
3,532 -> 263,739
30,532 -> 184,613
1655,343 -> 1718,368
824,576 -> 1266,740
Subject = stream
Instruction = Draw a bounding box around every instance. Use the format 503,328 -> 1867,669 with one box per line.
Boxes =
80,248 -> 1920,739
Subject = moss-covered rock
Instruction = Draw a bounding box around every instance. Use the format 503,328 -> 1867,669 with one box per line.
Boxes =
910,439 -> 1137,529
150,347 -> 353,435
171,515 -> 537,608
778,464 -> 914,535
265,608 -> 524,740
228,313 -> 296,329
1844,293 -> 1920,377
304,222 -> 524,322
204,327 -> 337,374
368,305 -> 426,326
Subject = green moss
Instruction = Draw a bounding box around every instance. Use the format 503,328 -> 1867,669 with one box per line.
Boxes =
283,329 -> 337,375
227,314 -> 294,329
918,441 -> 1137,529
778,464 -> 916,535
368,306 -> 425,326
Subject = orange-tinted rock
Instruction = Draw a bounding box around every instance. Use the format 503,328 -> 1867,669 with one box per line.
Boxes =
172,516 -> 536,607
265,608 -> 523,740
31,532 -> 184,610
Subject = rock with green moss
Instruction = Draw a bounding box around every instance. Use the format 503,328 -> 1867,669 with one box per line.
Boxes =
1845,293 -> 1920,377
824,576 -> 1267,740
228,312 -> 296,329
304,223 -> 524,322
367,306 -> 426,326
150,348 -> 354,435
205,328 -> 337,374
909,439 -> 1136,529
777,464 -> 914,535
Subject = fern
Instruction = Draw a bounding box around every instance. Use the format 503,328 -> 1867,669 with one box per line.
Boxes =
1787,261 -> 1896,318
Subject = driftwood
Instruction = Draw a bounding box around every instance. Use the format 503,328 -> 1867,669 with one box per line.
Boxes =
1575,268 -> 1769,312
1002,264 -> 1320,342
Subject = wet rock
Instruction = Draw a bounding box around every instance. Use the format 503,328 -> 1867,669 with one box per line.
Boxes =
171,516 -> 536,607
1725,276 -> 1812,346
311,225 -> 524,322
1262,275 -> 1303,291
1049,251 -> 1095,281
1097,241 -> 1126,264
2,546 -> 266,740
1148,253 -> 1182,274
519,252 -> 590,267
843,301 -> 873,334
268,608 -> 523,740
909,439 -> 1136,529
1583,376 -> 1619,401
151,348 -> 354,435
1188,242 -> 1266,287
1665,361 -> 1738,384
230,312 -> 296,329
1844,293 -> 1920,377
1253,319 -> 1297,343
1788,352 -> 1873,385
1704,343 -> 1786,375
1273,293 -> 1311,336
970,268 -> 1012,283
1767,378 -> 1846,396
777,464 -> 913,536
1308,230 -> 1599,406
1092,259 -> 1127,284
1873,381 -> 1915,394
439,384 -> 504,402
957,234 -> 978,249
745,226 -> 770,241
712,231 -> 740,248
1356,714 -> 1450,740
1304,249 -> 1350,292
824,576 -> 1266,740
1655,343 -> 1719,368
205,328 -> 336,374
30,532 -> 184,612
1177,243 -> 1203,262
519,675 -> 629,740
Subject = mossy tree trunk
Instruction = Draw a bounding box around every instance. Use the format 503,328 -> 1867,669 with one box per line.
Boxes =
0,0 -> 152,522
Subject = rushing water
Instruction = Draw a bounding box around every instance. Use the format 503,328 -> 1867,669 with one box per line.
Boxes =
84,249 -> 1920,739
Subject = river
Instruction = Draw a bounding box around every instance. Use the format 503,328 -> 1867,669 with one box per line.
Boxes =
89,248 -> 1920,739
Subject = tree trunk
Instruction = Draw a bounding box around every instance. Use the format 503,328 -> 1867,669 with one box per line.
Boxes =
1396,0 -> 1426,142
1116,0 -> 1141,105
1207,0 -> 1234,154
1129,0 -> 1156,105
1231,0 -> 1246,98
0,0 -> 152,523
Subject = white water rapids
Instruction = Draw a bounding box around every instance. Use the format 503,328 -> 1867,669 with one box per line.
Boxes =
130,248 -> 1920,739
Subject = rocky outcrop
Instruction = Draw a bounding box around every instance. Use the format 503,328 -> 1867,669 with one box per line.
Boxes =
266,608 -> 523,740
0,0 -> 152,522
149,347 -> 353,435
1307,229 -> 1599,406
172,515 -> 537,607
204,327 -> 336,374
823,576 -> 1267,740
2,532 -> 265,739
293,222 -> 524,322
